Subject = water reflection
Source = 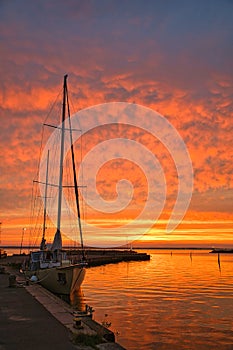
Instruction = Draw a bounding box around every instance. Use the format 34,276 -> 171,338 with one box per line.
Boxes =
218,253 -> 221,273
69,288 -> 85,311
79,250 -> 233,350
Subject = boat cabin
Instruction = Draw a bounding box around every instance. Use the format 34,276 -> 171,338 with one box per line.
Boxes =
30,250 -> 69,270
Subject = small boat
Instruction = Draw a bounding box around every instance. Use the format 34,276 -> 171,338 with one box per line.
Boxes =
210,248 -> 233,254
24,75 -> 86,295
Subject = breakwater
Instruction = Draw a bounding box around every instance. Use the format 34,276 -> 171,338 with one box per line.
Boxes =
69,249 -> 150,266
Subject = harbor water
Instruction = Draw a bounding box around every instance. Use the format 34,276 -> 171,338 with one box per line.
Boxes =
77,250 -> 233,350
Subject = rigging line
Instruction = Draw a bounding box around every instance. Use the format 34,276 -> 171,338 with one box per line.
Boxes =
33,188 -> 46,248
68,88 -> 84,192
31,87 -> 62,246
46,126 -> 60,225
66,155 -> 74,236
29,182 -> 37,251
66,81 -> 85,260
32,187 -> 41,247
44,88 -> 63,124
35,124 -> 45,180
49,129 -> 59,189
63,156 -> 70,234
67,85 -> 86,238
35,87 -> 62,180
29,86 -> 64,250
64,85 -> 85,231
32,200 -> 43,248
83,186 -> 87,229
30,181 -> 41,248
69,89 -> 82,131
29,183 -> 35,238
41,150 -> 50,247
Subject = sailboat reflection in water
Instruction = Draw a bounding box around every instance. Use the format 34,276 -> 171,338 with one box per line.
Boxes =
24,75 -> 86,295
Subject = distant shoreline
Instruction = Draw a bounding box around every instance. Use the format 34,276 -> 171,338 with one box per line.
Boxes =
0,245 -> 222,250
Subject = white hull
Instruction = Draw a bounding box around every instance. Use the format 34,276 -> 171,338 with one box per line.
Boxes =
27,264 -> 85,295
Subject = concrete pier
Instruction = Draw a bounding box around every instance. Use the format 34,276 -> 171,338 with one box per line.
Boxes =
0,268 -> 126,350
0,273 -> 78,349
0,249 -> 148,349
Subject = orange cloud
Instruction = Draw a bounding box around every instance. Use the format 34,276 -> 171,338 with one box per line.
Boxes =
0,0 -> 232,247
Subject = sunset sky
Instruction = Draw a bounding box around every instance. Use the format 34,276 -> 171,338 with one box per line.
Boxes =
0,0 -> 232,248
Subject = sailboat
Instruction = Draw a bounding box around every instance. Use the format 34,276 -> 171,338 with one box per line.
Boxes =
24,75 -> 86,295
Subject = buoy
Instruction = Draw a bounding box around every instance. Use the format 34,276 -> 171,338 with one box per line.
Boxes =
30,275 -> 38,282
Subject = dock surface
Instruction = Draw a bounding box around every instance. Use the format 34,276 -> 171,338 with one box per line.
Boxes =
0,269 -> 126,350
0,273 -> 78,350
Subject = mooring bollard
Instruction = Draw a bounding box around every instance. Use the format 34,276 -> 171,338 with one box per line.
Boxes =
73,315 -> 83,329
9,274 -> 16,287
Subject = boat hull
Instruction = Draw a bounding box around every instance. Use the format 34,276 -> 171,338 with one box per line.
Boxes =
26,264 -> 85,295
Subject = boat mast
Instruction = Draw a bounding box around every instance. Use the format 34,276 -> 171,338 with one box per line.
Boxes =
40,150 -> 50,250
52,75 -> 67,251
65,81 -> 85,261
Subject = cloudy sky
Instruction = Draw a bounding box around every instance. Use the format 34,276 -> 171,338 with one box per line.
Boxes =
0,0 -> 232,247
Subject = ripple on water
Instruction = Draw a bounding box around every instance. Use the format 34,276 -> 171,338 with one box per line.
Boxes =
80,251 -> 233,350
